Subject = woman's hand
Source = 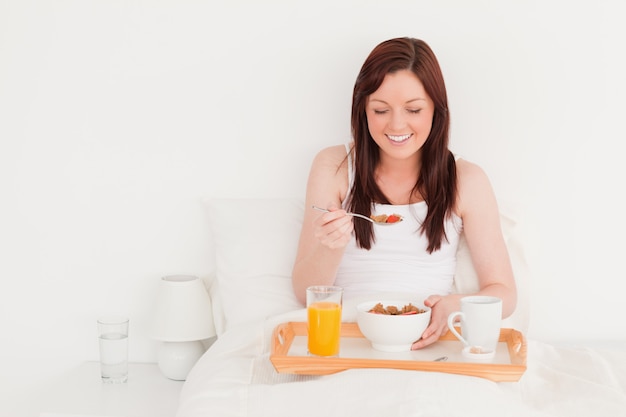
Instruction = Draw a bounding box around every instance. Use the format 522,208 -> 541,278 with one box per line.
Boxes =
411,294 -> 461,350
313,206 -> 354,250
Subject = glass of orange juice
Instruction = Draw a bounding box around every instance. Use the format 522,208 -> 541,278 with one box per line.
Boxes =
306,285 -> 343,357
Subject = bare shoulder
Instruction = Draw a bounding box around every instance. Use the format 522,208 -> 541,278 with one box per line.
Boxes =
312,144 -> 350,167
455,157 -> 497,215
309,144 -> 350,181
456,158 -> 490,186
307,144 -> 350,205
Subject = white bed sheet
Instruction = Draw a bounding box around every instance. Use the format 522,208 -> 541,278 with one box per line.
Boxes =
176,309 -> 626,417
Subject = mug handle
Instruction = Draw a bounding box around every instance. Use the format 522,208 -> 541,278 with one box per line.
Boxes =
447,311 -> 469,347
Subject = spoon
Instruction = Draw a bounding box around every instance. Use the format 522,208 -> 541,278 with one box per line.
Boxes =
311,205 -> 403,225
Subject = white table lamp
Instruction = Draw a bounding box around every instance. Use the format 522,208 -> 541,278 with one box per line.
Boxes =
152,275 -> 216,380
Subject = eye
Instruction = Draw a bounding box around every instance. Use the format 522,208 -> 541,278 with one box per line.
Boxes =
373,109 -> 388,115
407,109 -> 422,114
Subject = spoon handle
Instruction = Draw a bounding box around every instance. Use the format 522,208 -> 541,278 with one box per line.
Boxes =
311,205 -> 374,223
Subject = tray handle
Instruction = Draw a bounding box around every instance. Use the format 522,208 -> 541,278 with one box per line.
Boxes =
271,322 -> 296,356
507,329 -> 527,365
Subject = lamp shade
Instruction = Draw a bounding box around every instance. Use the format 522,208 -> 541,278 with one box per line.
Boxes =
152,275 -> 216,342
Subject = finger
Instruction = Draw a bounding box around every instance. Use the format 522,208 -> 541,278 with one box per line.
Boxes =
411,319 -> 447,350
424,294 -> 441,308
419,321 -> 439,341
330,221 -> 354,245
411,331 -> 440,350
324,217 -> 351,237
318,217 -> 353,248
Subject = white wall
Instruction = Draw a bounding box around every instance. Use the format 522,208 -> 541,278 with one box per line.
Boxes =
1,0 -> 625,414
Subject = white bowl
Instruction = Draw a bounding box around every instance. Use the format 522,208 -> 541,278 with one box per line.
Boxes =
356,300 -> 431,352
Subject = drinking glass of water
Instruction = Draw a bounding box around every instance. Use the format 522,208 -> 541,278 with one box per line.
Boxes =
97,316 -> 129,383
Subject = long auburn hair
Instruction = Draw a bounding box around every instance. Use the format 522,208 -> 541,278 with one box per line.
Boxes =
347,37 -> 457,253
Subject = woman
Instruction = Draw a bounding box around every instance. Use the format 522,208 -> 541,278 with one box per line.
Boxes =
292,37 -> 517,349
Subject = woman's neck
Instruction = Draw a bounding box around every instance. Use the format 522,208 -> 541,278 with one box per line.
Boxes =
375,154 -> 423,205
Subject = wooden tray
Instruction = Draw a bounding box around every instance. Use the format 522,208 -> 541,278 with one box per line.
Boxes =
270,322 -> 526,382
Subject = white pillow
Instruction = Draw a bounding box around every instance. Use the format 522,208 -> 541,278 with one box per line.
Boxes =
203,198 -> 305,334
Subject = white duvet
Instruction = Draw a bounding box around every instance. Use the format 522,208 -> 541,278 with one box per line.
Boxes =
188,196 -> 625,416
176,309 -> 626,417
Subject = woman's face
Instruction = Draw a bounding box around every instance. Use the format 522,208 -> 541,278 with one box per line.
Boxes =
365,69 -> 435,160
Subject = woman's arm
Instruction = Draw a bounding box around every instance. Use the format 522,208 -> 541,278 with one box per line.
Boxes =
291,145 -> 353,305
412,159 -> 517,349
456,161 -> 517,316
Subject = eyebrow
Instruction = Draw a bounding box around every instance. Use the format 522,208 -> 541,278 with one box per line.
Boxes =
369,98 -> 427,105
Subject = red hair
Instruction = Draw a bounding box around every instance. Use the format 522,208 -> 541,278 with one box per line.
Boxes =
347,37 -> 457,252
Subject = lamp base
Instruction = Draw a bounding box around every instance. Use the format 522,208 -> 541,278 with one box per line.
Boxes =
157,340 -> 206,381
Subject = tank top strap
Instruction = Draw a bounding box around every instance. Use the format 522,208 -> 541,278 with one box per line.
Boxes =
341,142 -> 354,209
345,142 -> 354,195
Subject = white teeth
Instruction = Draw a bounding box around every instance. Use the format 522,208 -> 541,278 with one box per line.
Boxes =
387,134 -> 411,142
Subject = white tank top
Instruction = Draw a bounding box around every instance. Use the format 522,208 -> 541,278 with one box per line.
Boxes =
335,144 -> 462,300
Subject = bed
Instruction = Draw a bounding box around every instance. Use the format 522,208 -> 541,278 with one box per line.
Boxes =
175,198 -> 626,417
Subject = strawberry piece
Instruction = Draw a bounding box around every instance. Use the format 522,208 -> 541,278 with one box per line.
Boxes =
386,214 -> 401,223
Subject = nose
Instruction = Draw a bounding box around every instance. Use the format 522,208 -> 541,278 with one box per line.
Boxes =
389,110 -> 407,131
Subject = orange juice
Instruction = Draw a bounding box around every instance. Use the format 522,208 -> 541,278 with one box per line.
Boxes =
307,301 -> 342,356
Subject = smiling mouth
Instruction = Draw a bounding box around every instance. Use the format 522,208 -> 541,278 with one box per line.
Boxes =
386,133 -> 412,143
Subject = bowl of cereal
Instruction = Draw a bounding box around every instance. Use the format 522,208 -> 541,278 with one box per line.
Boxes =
356,300 -> 431,352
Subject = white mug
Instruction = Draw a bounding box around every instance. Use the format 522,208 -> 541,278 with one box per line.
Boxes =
447,296 -> 502,351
